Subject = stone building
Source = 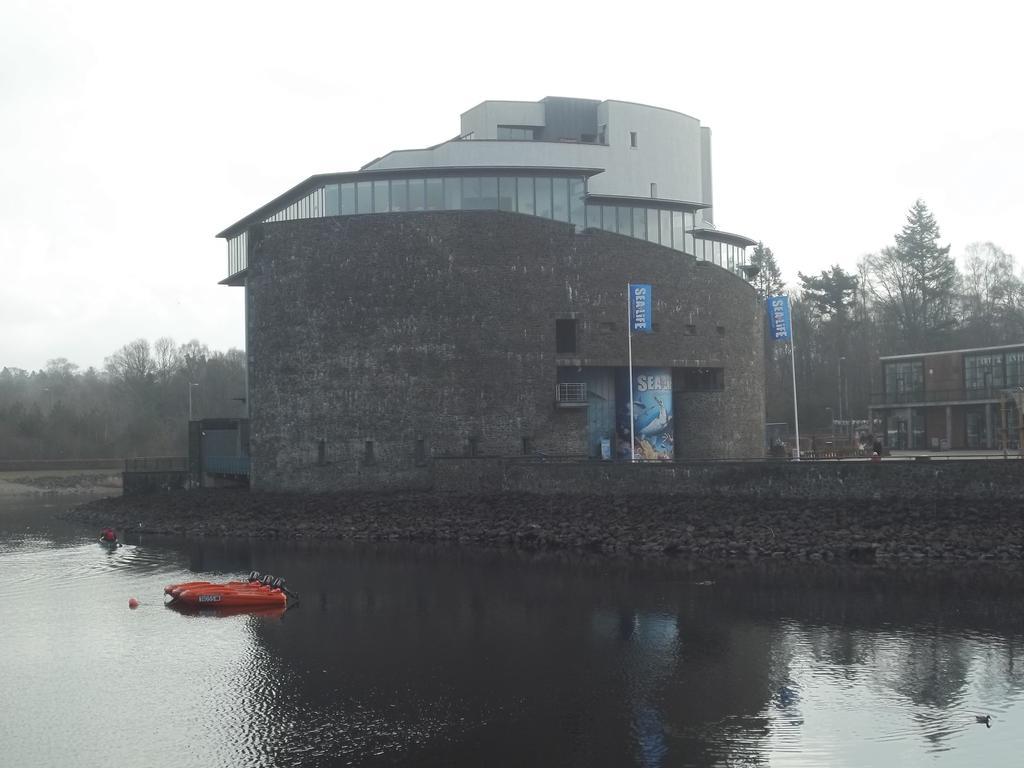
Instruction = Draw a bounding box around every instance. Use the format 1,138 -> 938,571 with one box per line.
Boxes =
218,97 -> 764,490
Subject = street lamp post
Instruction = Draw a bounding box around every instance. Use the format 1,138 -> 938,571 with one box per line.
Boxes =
188,382 -> 199,421
835,358 -> 843,442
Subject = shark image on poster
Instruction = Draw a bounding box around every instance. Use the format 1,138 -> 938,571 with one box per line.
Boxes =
615,368 -> 674,460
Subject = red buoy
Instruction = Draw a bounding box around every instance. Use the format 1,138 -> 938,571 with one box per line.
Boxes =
128,598 -> 140,609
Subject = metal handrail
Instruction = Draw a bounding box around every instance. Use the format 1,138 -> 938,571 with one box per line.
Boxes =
870,387 -> 1011,405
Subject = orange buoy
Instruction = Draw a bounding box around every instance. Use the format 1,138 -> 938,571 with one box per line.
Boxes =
129,598 -> 140,609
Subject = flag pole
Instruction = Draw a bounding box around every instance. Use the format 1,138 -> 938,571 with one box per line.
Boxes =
627,282 -> 635,463
789,314 -> 801,461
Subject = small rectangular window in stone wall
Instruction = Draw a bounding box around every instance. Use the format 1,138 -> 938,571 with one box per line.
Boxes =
677,367 -> 725,391
556,319 -> 578,354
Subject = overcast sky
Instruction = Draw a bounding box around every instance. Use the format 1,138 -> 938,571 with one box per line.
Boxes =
3,0 -> 1021,372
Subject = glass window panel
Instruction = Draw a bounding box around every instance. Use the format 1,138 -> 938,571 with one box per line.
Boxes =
601,205 -> 616,232
373,180 -> 390,213
632,207 -> 646,240
965,353 -> 1005,391
357,181 -> 372,214
497,125 -> 536,140
585,203 -> 601,229
425,178 -> 443,210
885,361 -> 924,400
325,184 -> 339,216
616,206 -> 632,236
461,177 -> 481,210
660,210 -> 672,247
1008,351 -> 1024,387
647,209 -> 659,243
498,177 -> 516,211
672,211 -> 683,251
480,177 -> 498,209
569,178 -> 585,227
685,233 -> 694,255
340,183 -> 355,215
516,177 -> 534,215
407,179 -> 425,211
444,177 -> 461,210
552,178 -> 569,222
390,179 -> 408,211
713,241 -> 722,265
535,177 -> 552,218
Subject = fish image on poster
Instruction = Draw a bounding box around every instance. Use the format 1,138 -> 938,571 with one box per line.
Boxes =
615,368 -> 674,460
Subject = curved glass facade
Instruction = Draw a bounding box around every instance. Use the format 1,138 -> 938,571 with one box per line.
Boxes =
226,173 -> 746,278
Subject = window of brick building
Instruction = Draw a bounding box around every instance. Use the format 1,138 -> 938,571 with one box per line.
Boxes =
556,319 -> 578,354
679,367 -> 725,391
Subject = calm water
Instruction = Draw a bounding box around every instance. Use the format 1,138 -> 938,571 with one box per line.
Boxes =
3,495 -> 1024,767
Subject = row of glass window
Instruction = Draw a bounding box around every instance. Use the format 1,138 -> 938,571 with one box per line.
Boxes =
315,176 -> 588,225
228,173 -> 747,276
227,231 -> 247,277
585,203 -> 695,254
695,239 -> 746,271
965,350 -> 1024,390
265,188 -> 325,224
884,351 -> 1024,399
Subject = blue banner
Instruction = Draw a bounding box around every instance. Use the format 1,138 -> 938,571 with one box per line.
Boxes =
615,367 -> 674,460
767,295 -> 792,342
629,284 -> 652,333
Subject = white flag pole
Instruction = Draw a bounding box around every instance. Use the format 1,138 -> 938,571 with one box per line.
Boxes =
627,283 -> 636,463
789,300 -> 801,461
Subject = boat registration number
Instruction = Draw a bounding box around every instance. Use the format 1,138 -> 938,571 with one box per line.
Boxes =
198,594 -> 222,603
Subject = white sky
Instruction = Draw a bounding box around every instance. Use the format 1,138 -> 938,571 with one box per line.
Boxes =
2,0 -> 1021,372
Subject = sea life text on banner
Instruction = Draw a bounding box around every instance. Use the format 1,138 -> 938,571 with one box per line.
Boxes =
767,295 -> 792,342
629,284 -> 652,333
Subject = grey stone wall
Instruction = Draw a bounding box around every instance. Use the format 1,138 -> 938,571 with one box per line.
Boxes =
433,456 -> 1024,500
246,211 -> 764,491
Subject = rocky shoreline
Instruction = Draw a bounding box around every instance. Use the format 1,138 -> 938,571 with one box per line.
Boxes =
0,471 -> 121,497
66,489 -> 1024,565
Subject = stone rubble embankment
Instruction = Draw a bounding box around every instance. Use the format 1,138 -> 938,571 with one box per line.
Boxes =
66,489 -> 1024,565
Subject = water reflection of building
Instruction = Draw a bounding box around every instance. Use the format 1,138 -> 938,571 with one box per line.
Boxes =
869,343 -> 1024,450
215,97 -> 764,490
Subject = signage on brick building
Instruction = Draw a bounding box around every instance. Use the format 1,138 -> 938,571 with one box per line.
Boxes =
629,284 -> 652,333
767,295 -> 792,342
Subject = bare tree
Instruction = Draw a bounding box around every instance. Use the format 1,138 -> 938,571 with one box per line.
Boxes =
153,337 -> 182,383
104,339 -> 155,388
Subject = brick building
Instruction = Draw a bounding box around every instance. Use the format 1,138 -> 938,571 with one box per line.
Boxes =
217,98 -> 764,490
869,343 -> 1024,450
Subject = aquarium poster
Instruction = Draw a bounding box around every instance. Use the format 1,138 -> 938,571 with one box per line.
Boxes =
615,368 -> 674,460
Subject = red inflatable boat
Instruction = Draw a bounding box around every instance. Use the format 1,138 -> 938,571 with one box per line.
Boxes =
164,572 -> 290,609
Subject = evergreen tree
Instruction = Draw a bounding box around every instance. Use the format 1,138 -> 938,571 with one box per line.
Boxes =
797,265 -> 859,322
864,200 -> 959,352
746,242 -> 785,301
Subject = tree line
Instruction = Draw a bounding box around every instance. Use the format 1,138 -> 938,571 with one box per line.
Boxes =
749,199 -> 1021,436
0,339 -> 245,460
